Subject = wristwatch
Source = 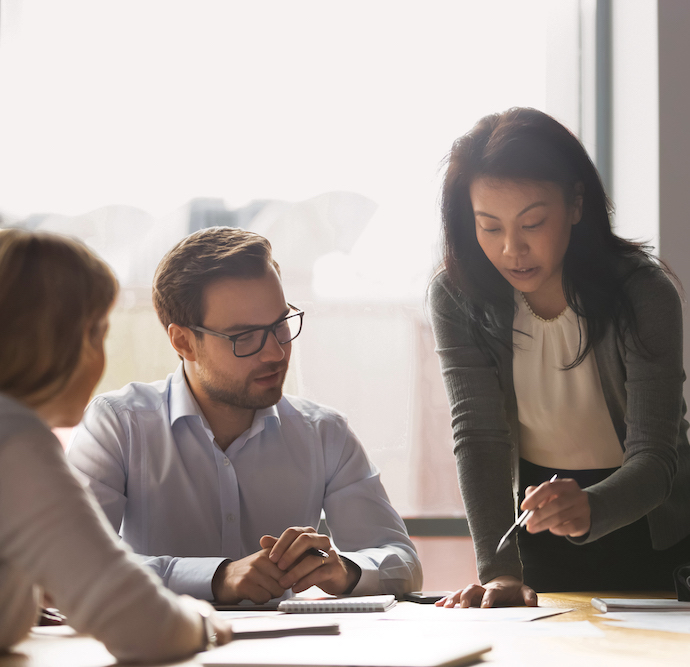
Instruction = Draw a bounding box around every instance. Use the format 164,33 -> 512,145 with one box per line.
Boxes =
198,606 -> 219,651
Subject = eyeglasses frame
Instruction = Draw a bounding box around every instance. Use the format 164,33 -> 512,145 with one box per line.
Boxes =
187,303 -> 304,358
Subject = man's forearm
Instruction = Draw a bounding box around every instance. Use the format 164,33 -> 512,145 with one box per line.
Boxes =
142,555 -> 228,600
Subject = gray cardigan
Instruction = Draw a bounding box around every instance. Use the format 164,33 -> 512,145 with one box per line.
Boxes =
429,262 -> 690,584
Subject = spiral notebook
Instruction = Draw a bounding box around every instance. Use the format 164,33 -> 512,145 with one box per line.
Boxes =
278,594 -> 397,613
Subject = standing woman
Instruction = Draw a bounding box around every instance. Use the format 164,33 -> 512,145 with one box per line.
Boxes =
429,108 -> 690,608
0,229 -> 232,661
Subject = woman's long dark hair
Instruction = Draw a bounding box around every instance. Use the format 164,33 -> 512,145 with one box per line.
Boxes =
440,107 -> 655,367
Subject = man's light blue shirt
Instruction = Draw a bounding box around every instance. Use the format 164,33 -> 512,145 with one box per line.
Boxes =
67,365 -> 422,600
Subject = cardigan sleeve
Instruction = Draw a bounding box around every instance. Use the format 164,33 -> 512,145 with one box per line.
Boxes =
577,265 -> 686,544
428,273 -> 522,583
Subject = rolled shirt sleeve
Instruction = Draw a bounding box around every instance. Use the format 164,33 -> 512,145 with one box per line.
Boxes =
320,415 -> 422,595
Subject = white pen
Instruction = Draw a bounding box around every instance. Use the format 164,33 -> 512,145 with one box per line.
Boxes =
495,474 -> 558,554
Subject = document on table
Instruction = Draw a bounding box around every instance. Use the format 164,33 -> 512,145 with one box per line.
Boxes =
216,610 -> 282,620
381,604 -> 572,622
229,616 -> 340,638
410,620 -> 602,638
201,627 -> 491,667
600,611 -> 690,634
213,601 -> 281,611
214,603 -> 571,624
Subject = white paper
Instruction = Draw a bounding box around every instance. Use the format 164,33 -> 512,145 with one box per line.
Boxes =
228,616 -> 339,637
202,627 -> 491,667
380,604 -> 573,623
373,619 -> 601,638
215,604 -> 573,625
600,611 -> 690,634
216,610 -> 282,620
30,625 -> 78,637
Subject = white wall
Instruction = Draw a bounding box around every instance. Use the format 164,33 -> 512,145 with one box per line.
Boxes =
611,0 -> 659,251
612,0 -> 690,397
545,0 -> 581,133
657,0 -> 690,389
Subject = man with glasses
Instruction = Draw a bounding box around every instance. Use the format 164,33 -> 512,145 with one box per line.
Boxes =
68,227 -> 422,605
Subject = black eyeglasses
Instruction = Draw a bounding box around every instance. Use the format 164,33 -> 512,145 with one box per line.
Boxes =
188,304 -> 304,358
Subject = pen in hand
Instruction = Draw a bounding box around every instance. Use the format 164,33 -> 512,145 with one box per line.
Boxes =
38,607 -> 67,626
495,474 -> 558,554
306,547 -> 329,562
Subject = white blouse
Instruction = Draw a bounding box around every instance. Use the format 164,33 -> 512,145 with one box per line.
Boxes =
0,393 -> 205,663
513,292 -> 623,470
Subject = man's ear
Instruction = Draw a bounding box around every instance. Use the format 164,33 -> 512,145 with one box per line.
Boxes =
168,324 -> 198,361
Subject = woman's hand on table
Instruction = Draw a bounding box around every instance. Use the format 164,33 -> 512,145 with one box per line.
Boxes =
434,575 -> 537,608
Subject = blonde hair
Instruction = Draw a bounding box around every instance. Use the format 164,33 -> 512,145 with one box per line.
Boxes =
0,228 -> 118,404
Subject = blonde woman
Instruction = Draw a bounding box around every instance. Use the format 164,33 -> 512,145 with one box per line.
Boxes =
0,229 -> 232,662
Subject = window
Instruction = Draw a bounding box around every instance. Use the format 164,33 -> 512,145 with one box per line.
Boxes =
0,0 -> 586,586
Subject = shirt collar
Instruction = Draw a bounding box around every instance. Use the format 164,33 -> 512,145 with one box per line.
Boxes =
168,362 -> 282,435
168,363 -> 206,426
250,403 -> 281,435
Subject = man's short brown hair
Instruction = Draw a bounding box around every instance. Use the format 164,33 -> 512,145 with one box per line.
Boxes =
153,226 -> 280,330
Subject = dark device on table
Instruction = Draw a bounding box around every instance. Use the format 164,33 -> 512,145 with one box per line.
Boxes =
674,564 -> 690,601
403,591 -> 450,604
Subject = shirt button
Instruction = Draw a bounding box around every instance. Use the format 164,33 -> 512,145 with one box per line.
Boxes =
226,513 -> 235,522
223,458 -> 230,466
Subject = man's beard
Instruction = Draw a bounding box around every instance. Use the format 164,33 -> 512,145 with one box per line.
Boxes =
198,363 -> 287,410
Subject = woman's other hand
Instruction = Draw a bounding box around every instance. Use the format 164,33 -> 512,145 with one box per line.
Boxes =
522,477 -> 591,538
434,576 -> 537,608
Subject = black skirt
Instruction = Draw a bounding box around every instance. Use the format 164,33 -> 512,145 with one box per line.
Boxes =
517,458 -> 690,592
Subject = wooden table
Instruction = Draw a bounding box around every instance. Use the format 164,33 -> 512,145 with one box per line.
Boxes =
486,592 -> 690,666
2,593 -> 689,666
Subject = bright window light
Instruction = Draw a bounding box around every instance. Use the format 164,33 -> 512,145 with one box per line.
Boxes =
0,0 -> 552,517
